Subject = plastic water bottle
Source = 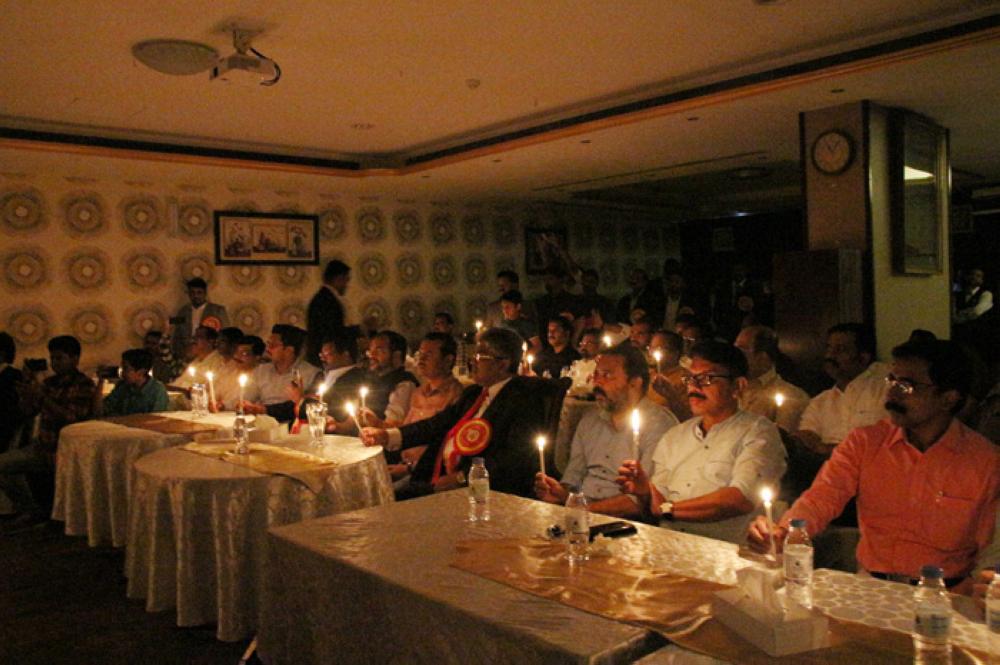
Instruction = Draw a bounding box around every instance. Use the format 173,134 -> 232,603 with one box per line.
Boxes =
233,414 -> 250,455
565,489 -> 590,563
467,458 -> 490,522
985,564 -> 1000,652
913,565 -> 952,662
783,518 -> 813,609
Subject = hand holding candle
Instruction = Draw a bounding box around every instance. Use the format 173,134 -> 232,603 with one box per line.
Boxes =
536,435 -> 547,477
630,408 -> 641,461
317,383 -> 328,399
345,400 -> 363,433
652,349 -> 663,374
359,385 -> 369,425
187,366 -> 196,379
602,334 -> 612,348
760,486 -> 778,561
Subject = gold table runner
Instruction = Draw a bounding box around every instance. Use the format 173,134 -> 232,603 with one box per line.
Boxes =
451,538 -> 989,664
180,442 -> 337,493
103,414 -> 222,436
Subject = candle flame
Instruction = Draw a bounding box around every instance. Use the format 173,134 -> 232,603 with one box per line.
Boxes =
317,383 -> 328,396
187,366 -> 196,377
238,373 -> 248,387
602,335 -> 612,347
652,349 -> 662,363
630,408 -> 641,434
345,401 -> 356,417
760,486 -> 773,504
475,319 -> 483,330
205,371 -> 214,381
526,353 -> 534,365
522,342 -> 528,352
536,435 -> 546,451
774,392 -> 785,407
359,385 -> 369,398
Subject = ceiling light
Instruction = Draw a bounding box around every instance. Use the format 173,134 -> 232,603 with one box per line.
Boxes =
351,123 -> 375,130
830,88 -> 846,94
687,116 -> 699,122
132,39 -> 219,75
492,158 -> 502,163
730,166 -> 770,180
904,166 -> 934,181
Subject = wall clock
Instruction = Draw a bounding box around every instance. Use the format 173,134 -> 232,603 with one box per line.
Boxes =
811,129 -> 856,175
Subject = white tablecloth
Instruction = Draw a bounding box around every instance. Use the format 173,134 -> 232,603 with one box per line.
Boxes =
125,435 -> 393,642
51,412 -> 242,547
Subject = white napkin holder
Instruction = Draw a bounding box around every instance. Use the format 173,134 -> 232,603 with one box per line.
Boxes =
711,569 -> 827,656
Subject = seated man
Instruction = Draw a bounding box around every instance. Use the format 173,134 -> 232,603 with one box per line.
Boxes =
797,323 -> 889,455
566,327 -> 601,393
361,327 -> 547,499
0,335 -> 96,526
628,316 -> 654,355
362,330 -> 418,427
648,329 -> 691,421
617,340 -> 787,544
214,334 -> 263,409
142,330 -> 176,384
535,343 -> 677,515
533,316 -> 580,379
748,339 -> 1000,593
97,349 -> 169,416
240,324 -> 321,423
498,290 -> 541,352
169,325 -> 226,392
290,330 -> 371,434
734,325 -> 809,431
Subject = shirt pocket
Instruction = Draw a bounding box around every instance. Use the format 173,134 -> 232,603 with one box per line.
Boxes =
701,458 -> 734,488
925,493 -> 979,552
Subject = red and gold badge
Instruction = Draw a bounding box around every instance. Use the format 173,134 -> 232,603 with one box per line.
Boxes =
452,418 -> 491,457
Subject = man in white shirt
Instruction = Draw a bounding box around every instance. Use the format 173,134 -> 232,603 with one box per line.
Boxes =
734,325 -> 810,431
617,340 -> 787,544
796,323 -> 889,455
240,324 -> 320,423
954,267 -> 993,324
169,325 -> 226,392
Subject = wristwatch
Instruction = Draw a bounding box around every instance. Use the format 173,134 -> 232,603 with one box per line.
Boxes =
659,501 -> 675,521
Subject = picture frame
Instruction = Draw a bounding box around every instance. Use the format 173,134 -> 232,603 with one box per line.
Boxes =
214,211 -> 320,265
524,227 -> 569,275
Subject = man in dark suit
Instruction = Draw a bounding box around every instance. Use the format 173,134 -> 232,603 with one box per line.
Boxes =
306,259 -> 351,365
0,333 -> 26,452
616,268 -> 665,325
170,277 -> 229,359
362,327 -> 548,499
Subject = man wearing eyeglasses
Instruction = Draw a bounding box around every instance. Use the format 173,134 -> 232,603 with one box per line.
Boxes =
617,340 -> 786,544
361,327 -> 548,499
748,339 -> 1000,593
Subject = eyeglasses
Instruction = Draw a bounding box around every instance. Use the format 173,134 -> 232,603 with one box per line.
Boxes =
884,374 -> 935,395
474,353 -> 505,362
681,373 -> 732,388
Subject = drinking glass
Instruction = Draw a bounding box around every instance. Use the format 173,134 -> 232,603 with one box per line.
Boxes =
306,402 -> 328,447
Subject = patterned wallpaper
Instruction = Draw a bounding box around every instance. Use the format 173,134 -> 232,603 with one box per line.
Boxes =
1,171 -> 677,370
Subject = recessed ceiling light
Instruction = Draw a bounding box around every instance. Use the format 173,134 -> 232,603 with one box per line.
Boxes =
730,166 -> 770,180
132,39 -> 219,75
351,123 -> 375,130
492,158 -> 502,163
580,139 -> 592,144
687,116 -> 699,122
420,175 -> 431,179
830,88 -> 846,94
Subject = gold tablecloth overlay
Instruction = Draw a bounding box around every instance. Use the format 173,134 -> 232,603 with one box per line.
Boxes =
180,441 -> 337,493
103,413 -> 222,436
451,538 -> 989,664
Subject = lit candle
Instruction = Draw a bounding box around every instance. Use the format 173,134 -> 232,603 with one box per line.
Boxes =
475,319 -> 483,333
760,486 -> 778,561
187,366 -> 196,379
630,408 -> 641,461
522,341 -> 528,353
536,435 -> 547,477
238,373 -> 248,415
774,392 -> 785,408
652,349 -> 663,374
345,400 -> 363,433
602,334 -> 612,348
317,383 -> 328,399
359,385 -> 368,412
526,353 -> 534,367
205,370 -> 216,407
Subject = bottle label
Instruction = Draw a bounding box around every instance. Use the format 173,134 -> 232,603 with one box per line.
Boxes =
914,610 -> 951,639
783,545 -> 813,578
469,478 -> 489,501
566,511 -> 588,535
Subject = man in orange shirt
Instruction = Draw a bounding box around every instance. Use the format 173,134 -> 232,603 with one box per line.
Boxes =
748,339 -> 1000,592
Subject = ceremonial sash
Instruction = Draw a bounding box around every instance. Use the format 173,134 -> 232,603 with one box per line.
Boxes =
431,387 -> 490,483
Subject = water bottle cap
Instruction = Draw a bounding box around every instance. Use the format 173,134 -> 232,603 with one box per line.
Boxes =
920,565 -> 943,579
790,519 -> 807,529
472,457 -> 485,465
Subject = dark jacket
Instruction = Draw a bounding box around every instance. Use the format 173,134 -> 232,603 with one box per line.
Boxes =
305,286 -> 346,366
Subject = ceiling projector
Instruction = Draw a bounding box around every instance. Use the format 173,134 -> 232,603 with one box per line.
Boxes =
210,52 -> 279,85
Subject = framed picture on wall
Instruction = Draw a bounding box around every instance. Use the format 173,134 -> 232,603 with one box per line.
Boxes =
214,211 -> 320,265
524,227 -> 569,275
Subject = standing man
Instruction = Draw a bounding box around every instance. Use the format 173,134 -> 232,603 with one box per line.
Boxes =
97,349 -> 169,416
535,344 -> 677,515
170,277 -> 229,359
485,270 -> 536,330
579,268 -> 616,325
954,267 -> 993,324
306,260 -> 352,366
498,290 -> 542,351
617,268 -> 664,327
748,340 -> 1000,592
617,341 -> 786,544
734,325 -> 810,431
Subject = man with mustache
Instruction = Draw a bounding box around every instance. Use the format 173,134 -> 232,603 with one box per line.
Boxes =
796,323 -> 890,456
534,344 -> 677,515
748,339 -> 1000,593
617,340 -> 786,543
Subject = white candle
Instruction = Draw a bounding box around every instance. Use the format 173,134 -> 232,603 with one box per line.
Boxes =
238,373 -> 248,415
760,486 -> 778,561
205,370 -> 216,406
187,366 -> 196,379
774,392 -> 785,408
317,383 -> 328,399
652,349 -> 663,374
536,435 -> 547,477
475,319 -> 483,333
602,334 -> 612,348
630,408 -> 641,460
526,353 -> 534,367
345,401 -> 363,432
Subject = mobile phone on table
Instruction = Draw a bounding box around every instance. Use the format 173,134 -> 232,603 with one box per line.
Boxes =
589,521 -> 638,541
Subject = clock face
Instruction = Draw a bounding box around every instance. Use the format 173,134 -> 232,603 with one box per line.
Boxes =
811,130 -> 855,175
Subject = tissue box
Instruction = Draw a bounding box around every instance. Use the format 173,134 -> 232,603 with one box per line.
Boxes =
711,588 -> 828,657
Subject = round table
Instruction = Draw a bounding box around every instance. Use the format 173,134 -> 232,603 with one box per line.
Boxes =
125,435 -> 393,642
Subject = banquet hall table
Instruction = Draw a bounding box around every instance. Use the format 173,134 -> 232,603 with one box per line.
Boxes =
125,435 -> 393,642
259,491 -> 997,665
554,395 -> 598,473
51,412 -> 239,547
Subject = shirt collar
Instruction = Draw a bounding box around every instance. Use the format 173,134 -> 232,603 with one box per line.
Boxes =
324,365 -> 354,383
889,418 -> 963,453
485,377 -> 512,403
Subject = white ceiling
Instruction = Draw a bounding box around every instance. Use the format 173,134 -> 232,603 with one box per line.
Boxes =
2,0 -> 1000,213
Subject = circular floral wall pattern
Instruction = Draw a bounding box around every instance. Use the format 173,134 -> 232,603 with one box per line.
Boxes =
465,297 -> 489,322
356,206 -> 386,243
123,249 -> 166,290
229,264 -> 263,289
318,206 -> 347,240
65,247 -> 110,290
360,297 -> 391,329
232,301 -> 265,335
2,246 -> 47,290
431,256 -> 457,289
7,306 -> 50,346
125,303 -> 167,340
178,201 -> 211,237
62,192 -> 106,236
69,305 -> 112,345
397,297 -> 426,333
277,301 -> 307,327
432,297 -> 459,321
395,252 -> 423,287
492,216 -> 516,247
1,189 -> 45,233
463,255 -> 488,286
429,211 -> 455,245
178,253 -> 213,283
275,264 -> 308,290
461,214 -> 486,245
358,253 -> 388,289
121,196 -> 162,236
494,255 -> 516,275
393,209 -> 422,244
